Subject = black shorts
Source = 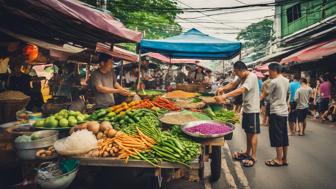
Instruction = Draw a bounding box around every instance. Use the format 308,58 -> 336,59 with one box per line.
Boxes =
288,102 -> 297,122
297,108 -> 308,122
242,113 -> 260,134
269,114 -> 289,147
319,98 -> 330,113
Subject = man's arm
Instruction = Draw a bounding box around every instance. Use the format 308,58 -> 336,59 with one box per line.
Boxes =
95,84 -> 119,94
294,89 -> 299,102
114,82 -> 130,96
260,89 -> 268,100
217,79 -> 240,94
224,86 -> 246,98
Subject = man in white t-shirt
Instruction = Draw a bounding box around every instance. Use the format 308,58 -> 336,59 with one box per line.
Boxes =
295,78 -> 313,136
215,61 -> 260,167
262,62 -> 290,167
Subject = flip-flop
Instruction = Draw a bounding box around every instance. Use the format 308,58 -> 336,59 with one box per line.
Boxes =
265,159 -> 283,167
232,152 -> 249,161
242,157 -> 256,167
283,162 -> 288,166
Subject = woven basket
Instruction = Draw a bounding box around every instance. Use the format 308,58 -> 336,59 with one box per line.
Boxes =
0,97 -> 30,124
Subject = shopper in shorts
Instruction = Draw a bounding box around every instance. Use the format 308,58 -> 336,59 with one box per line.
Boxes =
295,78 -> 313,136
265,63 -> 290,167
216,61 -> 260,167
288,75 -> 301,135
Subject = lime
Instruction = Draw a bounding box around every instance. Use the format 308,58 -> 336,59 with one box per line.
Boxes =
55,115 -> 63,120
50,119 -> 58,128
68,119 -> 77,127
68,116 -> 76,121
59,118 -> 69,127
49,116 -> 56,120
34,119 -> 45,127
74,111 -> 81,116
59,109 -> 68,114
76,115 -> 84,122
83,114 -> 90,120
46,118 -> 58,128
31,133 -> 40,140
69,110 -> 76,116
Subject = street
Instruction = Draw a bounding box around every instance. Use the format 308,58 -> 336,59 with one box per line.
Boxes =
224,119 -> 336,189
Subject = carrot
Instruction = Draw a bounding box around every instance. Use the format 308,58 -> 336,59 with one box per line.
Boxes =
125,156 -> 129,164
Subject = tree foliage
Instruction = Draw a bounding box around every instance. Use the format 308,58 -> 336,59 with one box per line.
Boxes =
81,0 -> 182,40
237,19 -> 274,60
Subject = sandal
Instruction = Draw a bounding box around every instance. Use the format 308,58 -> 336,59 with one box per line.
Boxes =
232,152 -> 249,161
265,159 -> 283,167
242,157 -> 256,167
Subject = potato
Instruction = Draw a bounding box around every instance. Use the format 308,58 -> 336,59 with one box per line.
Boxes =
36,149 -> 46,157
45,150 -> 53,156
103,151 -> 109,157
96,132 -> 104,139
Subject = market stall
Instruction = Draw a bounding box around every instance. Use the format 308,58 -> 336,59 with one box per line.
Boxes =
1,91 -> 239,188
133,28 -> 241,185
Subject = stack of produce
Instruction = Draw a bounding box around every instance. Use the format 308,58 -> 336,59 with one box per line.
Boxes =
89,101 -> 160,121
165,90 -> 199,99
71,121 -> 115,139
127,97 -> 180,111
15,133 -> 41,142
121,112 -> 162,141
35,147 -> 56,158
133,99 -> 155,109
205,106 -> 239,124
138,89 -> 163,96
175,99 -> 205,109
133,127 -> 201,166
34,110 -> 89,128
88,128 -> 155,163
185,122 -> 232,135
160,112 -> 199,125
88,101 -> 137,121
151,97 -> 180,111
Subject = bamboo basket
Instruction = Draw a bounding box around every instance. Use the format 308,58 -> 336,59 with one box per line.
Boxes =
0,97 -> 30,124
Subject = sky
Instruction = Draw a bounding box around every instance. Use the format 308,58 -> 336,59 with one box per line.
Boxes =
175,0 -> 275,41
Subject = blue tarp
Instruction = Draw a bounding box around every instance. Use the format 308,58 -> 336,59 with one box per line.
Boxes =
140,28 -> 241,60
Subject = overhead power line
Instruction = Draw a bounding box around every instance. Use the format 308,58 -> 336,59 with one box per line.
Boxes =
176,0 -> 241,29
233,0 -> 248,5
110,0 -> 314,12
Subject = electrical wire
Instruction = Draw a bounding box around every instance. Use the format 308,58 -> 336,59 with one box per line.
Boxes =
109,0 -> 315,12
175,0 -> 241,29
233,0 -> 247,5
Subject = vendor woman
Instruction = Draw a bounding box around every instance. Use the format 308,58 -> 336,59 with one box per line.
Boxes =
92,53 -> 130,108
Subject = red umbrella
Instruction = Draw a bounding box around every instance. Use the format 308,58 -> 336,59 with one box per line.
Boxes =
253,70 -> 265,78
255,64 -> 269,71
146,53 -> 199,64
280,38 -> 336,65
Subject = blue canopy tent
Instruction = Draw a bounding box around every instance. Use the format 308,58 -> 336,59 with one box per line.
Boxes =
139,28 -> 242,60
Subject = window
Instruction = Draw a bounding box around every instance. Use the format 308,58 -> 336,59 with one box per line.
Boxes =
287,3 -> 302,23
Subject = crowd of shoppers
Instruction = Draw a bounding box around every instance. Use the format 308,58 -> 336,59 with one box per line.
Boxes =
215,60 -> 335,168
